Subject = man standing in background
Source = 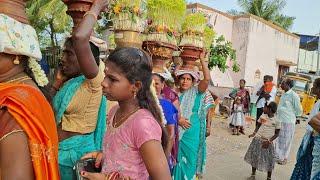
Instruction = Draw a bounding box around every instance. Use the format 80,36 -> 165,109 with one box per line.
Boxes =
275,79 -> 302,165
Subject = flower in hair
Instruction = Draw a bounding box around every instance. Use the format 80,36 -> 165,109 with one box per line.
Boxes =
28,58 -> 49,87
150,80 -> 166,125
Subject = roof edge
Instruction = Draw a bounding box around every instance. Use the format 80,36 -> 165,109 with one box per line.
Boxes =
187,3 -> 234,19
187,3 -> 299,39
234,14 -> 299,39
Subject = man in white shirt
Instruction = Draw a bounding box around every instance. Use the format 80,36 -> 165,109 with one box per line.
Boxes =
256,75 -> 277,127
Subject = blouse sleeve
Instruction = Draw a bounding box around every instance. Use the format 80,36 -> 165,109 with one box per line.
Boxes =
133,111 -> 162,149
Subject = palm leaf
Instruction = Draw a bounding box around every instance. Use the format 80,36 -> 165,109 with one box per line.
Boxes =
233,0 -> 295,30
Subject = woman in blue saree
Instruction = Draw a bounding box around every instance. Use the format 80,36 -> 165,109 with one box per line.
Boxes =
173,53 -> 211,180
291,78 -> 320,180
153,72 -> 179,173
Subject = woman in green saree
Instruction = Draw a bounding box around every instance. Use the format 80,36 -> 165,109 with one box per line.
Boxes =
173,53 -> 211,180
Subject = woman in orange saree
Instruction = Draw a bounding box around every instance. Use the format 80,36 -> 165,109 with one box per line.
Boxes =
0,12 -> 60,179
0,83 -> 60,180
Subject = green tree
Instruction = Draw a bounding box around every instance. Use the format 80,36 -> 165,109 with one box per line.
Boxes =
26,0 -> 72,47
229,0 -> 295,30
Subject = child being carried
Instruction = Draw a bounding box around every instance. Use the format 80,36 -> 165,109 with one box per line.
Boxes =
256,75 -> 274,103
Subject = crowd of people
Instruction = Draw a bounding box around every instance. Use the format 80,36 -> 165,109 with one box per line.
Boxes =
1,0 -> 320,180
226,74 -> 320,180
0,0 -> 214,179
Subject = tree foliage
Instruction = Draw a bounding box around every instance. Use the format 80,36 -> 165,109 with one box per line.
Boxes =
228,0 -> 295,30
208,35 -> 240,73
26,0 -> 72,47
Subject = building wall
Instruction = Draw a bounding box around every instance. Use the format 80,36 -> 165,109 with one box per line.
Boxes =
243,17 -> 299,86
274,31 -> 300,64
187,4 -> 300,88
244,17 -> 277,86
230,17 -> 250,87
298,49 -> 319,72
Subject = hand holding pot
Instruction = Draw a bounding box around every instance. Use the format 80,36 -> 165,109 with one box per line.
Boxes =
199,50 -> 207,61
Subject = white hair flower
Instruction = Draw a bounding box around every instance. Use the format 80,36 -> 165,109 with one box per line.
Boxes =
28,58 -> 49,87
150,80 -> 166,125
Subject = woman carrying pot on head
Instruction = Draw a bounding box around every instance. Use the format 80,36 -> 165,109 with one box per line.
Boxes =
172,51 -> 212,179
0,13 -> 59,179
50,0 -> 108,179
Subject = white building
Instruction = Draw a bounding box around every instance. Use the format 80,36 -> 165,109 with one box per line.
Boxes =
188,3 -> 300,89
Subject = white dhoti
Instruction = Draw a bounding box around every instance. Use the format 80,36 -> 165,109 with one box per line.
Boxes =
275,122 -> 295,161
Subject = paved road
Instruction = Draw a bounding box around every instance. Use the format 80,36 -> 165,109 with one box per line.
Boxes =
204,117 -> 306,180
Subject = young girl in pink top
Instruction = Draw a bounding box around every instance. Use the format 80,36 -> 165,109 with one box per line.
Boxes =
81,47 -> 171,180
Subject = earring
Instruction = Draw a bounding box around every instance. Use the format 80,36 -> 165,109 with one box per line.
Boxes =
133,91 -> 137,99
13,56 -> 20,65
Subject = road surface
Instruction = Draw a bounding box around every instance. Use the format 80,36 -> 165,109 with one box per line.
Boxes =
204,116 -> 306,180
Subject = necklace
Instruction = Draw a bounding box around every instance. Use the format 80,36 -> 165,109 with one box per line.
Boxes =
112,107 -> 140,128
4,76 -> 32,84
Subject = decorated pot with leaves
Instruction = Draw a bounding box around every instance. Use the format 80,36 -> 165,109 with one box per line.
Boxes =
62,0 -> 93,28
0,0 -> 28,24
179,45 -> 205,69
143,41 -> 177,71
110,0 -> 145,32
114,30 -> 142,48
143,41 -> 177,60
179,45 -> 203,59
180,57 -> 198,70
152,58 -> 167,73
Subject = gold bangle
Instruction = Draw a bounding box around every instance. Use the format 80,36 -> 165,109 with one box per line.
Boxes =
84,11 -> 98,21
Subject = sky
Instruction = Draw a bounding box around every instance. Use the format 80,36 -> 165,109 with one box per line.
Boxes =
188,0 -> 320,36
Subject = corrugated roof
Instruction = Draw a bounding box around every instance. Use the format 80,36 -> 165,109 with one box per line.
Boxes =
295,33 -> 319,51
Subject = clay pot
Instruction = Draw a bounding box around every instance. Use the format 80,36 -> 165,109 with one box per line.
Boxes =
115,30 -> 142,48
180,57 -> 197,70
152,58 -> 167,73
62,0 -> 93,29
179,45 -> 203,60
143,41 -> 177,60
143,41 -> 177,71
0,0 -> 28,24
179,45 -> 203,70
